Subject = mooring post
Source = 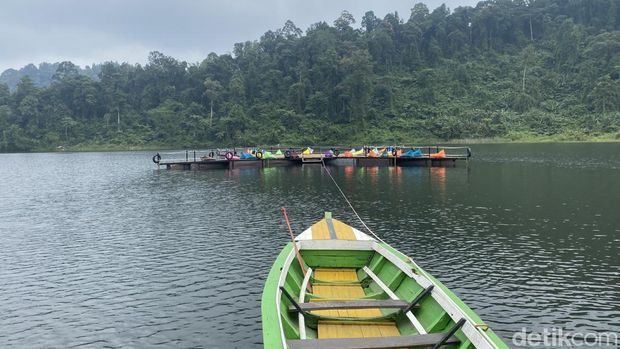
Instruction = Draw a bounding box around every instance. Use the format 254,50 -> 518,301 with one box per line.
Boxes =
186,150 -> 188,162
194,150 -> 196,162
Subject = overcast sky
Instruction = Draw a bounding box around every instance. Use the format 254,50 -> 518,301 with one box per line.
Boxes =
0,0 -> 478,72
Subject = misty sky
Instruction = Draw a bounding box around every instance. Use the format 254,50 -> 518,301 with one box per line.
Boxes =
0,0 -> 478,71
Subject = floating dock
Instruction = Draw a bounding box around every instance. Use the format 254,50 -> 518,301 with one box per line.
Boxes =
154,146 -> 471,170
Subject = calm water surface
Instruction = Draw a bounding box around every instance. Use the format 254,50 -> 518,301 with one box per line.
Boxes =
0,143 -> 618,348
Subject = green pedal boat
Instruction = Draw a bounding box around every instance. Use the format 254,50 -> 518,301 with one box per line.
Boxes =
261,213 -> 508,349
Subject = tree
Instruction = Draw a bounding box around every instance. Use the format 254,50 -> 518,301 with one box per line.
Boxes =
0,83 -> 9,105
204,78 -> 223,127
589,77 -> 620,113
281,20 -> 302,39
362,11 -> 379,32
52,61 -> 79,81
334,10 -> 356,31
229,70 -> 246,104
520,45 -> 536,93
13,76 -> 38,107
60,116 -> 78,140
2,125 -> 32,151
410,3 -> 429,23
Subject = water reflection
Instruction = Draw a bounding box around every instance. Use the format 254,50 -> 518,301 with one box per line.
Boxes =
430,166 -> 447,198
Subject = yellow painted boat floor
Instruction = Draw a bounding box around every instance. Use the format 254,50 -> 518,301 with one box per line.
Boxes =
311,268 -> 401,339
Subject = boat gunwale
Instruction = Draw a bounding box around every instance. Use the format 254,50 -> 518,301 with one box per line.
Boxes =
262,242 -> 296,349
276,246 -> 297,348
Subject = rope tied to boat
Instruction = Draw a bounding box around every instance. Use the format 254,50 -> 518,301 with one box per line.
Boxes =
320,159 -> 387,245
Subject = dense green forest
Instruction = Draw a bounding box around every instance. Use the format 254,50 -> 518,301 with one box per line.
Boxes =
1,0 -> 619,152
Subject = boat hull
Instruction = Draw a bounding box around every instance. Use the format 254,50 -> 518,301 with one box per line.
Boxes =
261,216 -> 508,349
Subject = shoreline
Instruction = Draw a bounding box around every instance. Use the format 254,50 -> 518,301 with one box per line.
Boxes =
2,134 -> 619,154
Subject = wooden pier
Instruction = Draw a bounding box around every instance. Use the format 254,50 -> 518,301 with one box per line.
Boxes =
156,146 -> 471,170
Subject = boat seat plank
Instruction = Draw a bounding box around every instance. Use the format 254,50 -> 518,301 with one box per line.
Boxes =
314,268 -> 359,282
312,282 -> 361,286
317,321 -> 400,340
287,333 -> 460,349
288,299 -> 413,312
312,285 -> 378,318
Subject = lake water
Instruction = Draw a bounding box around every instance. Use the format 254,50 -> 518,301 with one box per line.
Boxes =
0,144 -> 618,348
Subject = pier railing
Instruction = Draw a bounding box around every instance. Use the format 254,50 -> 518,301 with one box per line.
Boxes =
156,149 -> 231,163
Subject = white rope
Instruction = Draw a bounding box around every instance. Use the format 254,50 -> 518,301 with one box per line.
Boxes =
321,159 -> 387,244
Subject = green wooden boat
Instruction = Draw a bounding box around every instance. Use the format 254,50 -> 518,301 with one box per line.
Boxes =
262,213 -> 508,349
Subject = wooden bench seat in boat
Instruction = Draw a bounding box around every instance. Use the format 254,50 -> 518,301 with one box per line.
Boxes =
286,333 -> 460,349
288,299 -> 414,312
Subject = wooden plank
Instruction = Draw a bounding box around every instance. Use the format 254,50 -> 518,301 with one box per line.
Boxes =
317,321 -> 400,340
288,299 -> 410,312
299,268 -> 313,340
362,266 -> 427,335
332,219 -> 357,240
287,333 -> 459,349
319,321 -> 399,326
299,240 -> 374,251
315,268 -> 358,282
312,284 -> 366,300
312,282 -> 360,286
311,219 -> 330,240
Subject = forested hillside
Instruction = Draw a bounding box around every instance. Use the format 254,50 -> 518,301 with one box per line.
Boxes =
0,63 -> 101,91
1,0 -> 619,152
